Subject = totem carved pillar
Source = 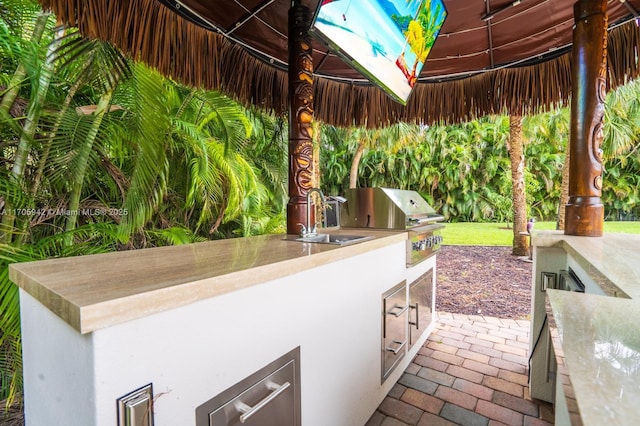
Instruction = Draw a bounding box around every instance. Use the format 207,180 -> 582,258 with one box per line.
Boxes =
565,0 -> 607,237
287,3 -> 315,235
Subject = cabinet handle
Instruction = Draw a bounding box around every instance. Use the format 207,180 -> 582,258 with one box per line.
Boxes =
386,339 -> 407,355
387,304 -> 409,317
235,381 -> 290,423
409,303 -> 419,328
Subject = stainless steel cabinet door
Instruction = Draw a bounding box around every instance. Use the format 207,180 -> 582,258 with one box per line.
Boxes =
409,268 -> 433,347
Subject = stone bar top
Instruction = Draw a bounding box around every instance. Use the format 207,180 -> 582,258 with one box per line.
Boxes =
9,229 -> 406,334
547,290 -> 640,425
534,231 -> 640,299
536,231 -> 640,425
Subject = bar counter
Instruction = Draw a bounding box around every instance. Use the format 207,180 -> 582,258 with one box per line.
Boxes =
9,228 -> 405,333
534,231 -> 640,425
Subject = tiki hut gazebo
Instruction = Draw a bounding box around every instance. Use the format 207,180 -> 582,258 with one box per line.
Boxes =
38,0 -> 640,235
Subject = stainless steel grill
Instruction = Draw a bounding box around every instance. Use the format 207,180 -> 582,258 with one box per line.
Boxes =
340,187 -> 443,230
340,188 -> 444,266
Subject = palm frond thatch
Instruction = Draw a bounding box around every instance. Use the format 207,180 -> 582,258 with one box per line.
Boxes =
33,0 -> 640,127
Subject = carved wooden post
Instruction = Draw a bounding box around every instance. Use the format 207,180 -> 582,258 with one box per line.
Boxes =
565,0 -> 607,236
287,2 -> 314,235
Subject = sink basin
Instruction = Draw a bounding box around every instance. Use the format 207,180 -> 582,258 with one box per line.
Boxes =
294,233 -> 373,245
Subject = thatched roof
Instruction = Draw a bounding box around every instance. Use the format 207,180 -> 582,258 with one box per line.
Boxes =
38,0 -> 640,127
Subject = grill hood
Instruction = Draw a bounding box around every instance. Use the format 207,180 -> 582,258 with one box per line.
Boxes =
340,188 -> 444,230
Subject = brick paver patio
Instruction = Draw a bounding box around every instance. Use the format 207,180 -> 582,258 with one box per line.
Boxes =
367,313 -> 554,426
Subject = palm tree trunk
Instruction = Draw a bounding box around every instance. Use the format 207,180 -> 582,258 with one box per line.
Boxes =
508,115 -> 529,256
11,25 -> 65,179
349,139 -> 366,189
0,12 -> 49,114
64,88 -> 114,246
557,148 -> 570,230
1,23 -> 61,243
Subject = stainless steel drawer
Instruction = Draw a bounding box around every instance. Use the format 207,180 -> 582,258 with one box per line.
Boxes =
196,347 -> 300,426
382,281 -> 408,382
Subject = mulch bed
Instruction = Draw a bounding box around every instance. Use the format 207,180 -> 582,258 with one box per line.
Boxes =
435,245 -> 533,320
0,400 -> 23,426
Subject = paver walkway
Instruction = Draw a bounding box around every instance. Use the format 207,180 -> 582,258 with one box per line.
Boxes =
367,313 -> 554,426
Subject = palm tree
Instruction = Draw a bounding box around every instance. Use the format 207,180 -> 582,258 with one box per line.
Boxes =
522,78 -> 640,228
12,26 -> 132,245
507,115 -> 528,256
523,108 -> 568,227
0,10 -> 49,114
601,79 -> 640,220
0,4 -> 54,243
347,123 -> 420,188
237,109 -> 288,235
348,128 -> 366,188
604,79 -> 640,157
318,124 -> 351,195
62,87 -> 118,245
9,24 -> 63,186
113,65 -> 258,243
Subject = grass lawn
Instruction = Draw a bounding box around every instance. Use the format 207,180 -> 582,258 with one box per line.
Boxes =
442,221 -> 640,246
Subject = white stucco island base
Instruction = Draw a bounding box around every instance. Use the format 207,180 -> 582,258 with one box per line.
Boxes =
13,231 -> 437,425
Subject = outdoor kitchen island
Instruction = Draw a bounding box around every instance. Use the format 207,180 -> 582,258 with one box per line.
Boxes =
529,231 -> 640,425
9,227 -> 440,426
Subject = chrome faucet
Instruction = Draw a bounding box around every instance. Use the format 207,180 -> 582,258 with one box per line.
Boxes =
300,188 -> 326,237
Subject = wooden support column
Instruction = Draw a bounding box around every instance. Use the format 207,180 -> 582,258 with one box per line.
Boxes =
287,2 -> 314,235
565,0 -> 607,236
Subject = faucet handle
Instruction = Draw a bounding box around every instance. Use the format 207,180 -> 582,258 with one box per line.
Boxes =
298,223 -> 307,237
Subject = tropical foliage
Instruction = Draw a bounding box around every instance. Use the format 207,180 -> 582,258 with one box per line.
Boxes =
1,0 -> 640,414
0,0 -> 287,408
320,85 -> 640,223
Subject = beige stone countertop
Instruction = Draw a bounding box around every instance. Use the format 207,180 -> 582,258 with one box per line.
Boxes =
9,228 -> 406,334
535,231 -> 640,425
534,231 -> 640,299
546,289 -> 640,425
